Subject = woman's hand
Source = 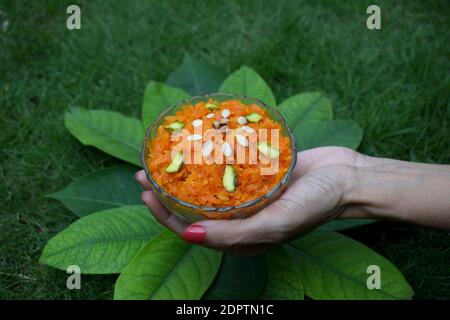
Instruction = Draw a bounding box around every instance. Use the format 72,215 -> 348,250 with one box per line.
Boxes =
136,146 -> 450,255
135,147 -> 362,255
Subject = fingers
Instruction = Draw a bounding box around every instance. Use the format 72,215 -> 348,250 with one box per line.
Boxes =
138,189 -> 270,255
141,190 -> 187,236
185,199 -> 297,251
136,169 -> 301,254
183,169 -> 344,251
135,170 -> 152,190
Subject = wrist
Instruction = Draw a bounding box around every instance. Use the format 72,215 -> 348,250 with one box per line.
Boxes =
338,154 -> 400,220
337,152 -> 450,230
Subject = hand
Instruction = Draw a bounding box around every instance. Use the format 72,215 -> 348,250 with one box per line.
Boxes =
136,146 -> 362,255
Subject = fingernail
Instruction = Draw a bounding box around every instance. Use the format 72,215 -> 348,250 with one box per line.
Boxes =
183,224 -> 206,244
140,191 -> 145,202
135,171 -> 140,180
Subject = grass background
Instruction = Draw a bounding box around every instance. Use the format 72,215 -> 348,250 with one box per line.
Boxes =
1,0 -> 449,299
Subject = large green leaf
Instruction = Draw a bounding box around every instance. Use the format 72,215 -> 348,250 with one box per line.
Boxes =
142,81 -> 190,126
262,247 -> 304,300
219,66 -> 276,106
203,254 -> 267,300
277,92 -> 332,128
166,54 -> 227,96
295,119 -> 363,151
114,231 -> 222,300
65,107 -> 144,166
287,232 -> 414,300
40,205 -> 162,274
318,219 -> 376,232
48,165 -> 141,217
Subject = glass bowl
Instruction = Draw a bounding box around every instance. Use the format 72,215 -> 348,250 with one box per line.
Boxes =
141,93 -> 297,223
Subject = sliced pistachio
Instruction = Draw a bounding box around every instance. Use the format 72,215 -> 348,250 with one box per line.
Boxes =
223,165 -> 236,192
245,113 -> 263,123
258,142 -> 280,158
164,121 -> 184,132
205,102 -> 219,110
165,150 -> 183,173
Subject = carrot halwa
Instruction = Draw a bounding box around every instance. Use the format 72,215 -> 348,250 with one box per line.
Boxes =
146,99 -> 293,207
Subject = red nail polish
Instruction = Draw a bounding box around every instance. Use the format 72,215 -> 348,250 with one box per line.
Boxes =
183,225 -> 206,244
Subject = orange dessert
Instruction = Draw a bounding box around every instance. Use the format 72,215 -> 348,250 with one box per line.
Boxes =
146,99 -> 293,207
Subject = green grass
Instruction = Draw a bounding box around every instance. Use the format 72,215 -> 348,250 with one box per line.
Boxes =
1,0 -> 449,299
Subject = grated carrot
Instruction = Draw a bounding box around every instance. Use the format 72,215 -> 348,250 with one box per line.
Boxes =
147,99 -> 292,207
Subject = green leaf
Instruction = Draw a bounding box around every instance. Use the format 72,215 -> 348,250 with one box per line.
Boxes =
65,107 -> 144,166
40,205 -> 163,274
295,119 -> 363,151
142,81 -> 190,125
262,247 -> 304,300
48,165 -> 142,217
287,232 -> 414,300
219,66 -> 276,106
277,92 -> 332,128
166,54 -> 227,96
203,254 -> 266,300
114,231 -> 222,300
318,219 -> 376,232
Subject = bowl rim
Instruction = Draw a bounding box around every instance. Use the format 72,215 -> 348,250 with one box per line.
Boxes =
141,92 -> 297,213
